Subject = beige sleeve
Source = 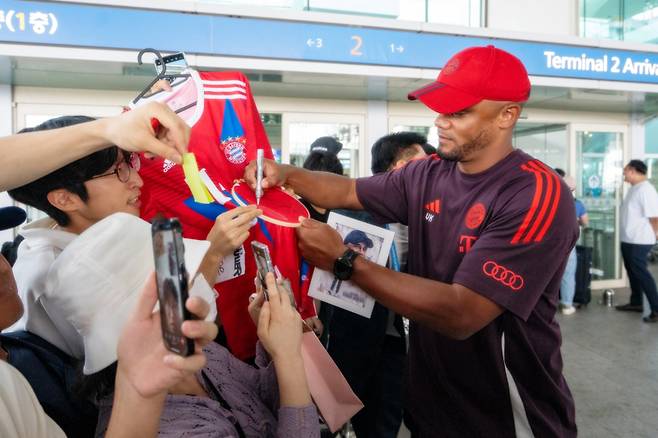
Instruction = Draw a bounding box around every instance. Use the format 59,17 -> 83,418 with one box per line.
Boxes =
0,361 -> 66,438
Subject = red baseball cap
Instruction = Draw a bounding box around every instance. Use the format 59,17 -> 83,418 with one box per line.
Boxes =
408,45 -> 531,114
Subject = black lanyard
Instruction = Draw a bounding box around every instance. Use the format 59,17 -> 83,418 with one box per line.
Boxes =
201,371 -> 247,438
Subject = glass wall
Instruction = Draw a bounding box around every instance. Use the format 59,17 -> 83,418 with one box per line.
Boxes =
581,0 -> 658,44
513,123 -> 569,172
287,122 -> 360,176
200,0 -> 484,27
576,130 -> 624,281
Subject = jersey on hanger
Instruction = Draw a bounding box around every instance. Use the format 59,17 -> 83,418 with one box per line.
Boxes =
136,70 -> 315,359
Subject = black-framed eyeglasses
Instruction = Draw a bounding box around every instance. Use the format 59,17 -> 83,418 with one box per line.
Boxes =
88,153 -> 141,183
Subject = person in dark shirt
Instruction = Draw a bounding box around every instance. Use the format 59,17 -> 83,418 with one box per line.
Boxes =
245,45 -> 578,437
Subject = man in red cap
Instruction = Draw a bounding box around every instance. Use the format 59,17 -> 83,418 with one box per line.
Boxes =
245,45 -> 578,437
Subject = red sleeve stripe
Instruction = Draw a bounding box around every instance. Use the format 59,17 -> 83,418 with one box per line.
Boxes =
522,161 -> 555,243
533,161 -> 562,242
511,160 -> 560,244
511,163 -> 543,244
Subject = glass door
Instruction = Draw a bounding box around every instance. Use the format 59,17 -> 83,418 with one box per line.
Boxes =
513,123 -> 568,172
282,113 -> 365,177
573,125 -> 626,287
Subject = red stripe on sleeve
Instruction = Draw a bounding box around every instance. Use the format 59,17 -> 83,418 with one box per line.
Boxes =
511,163 -> 544,244
533,162 -> 562,242
523,161 -> 555,243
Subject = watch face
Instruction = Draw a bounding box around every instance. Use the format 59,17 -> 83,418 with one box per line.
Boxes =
334,260 -> 350,281
334,249 -> 355,281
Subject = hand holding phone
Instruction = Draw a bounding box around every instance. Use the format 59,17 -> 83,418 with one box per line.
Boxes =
152,216 -> 194,356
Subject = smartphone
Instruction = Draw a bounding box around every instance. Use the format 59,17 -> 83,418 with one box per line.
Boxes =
250,241 -> 297,307
152,216 -> 194,356
251,241 -> 274,300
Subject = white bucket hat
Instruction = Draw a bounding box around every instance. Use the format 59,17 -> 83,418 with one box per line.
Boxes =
46,213 -> 214,374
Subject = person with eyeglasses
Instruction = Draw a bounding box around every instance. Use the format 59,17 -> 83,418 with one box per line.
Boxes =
2,115 -> 262,435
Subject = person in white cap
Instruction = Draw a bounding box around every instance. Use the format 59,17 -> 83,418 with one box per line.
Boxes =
1,256 -> 218,438
54,214 -> 317,437
2,115 -> 258,436
245,45 -> 578,437
6,115 -> 260,361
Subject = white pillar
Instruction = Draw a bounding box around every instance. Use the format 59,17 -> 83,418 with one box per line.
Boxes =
630,93 -> 645,160
366,100 -> 388,177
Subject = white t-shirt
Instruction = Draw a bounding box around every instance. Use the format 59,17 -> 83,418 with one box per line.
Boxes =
0,360 -> 65,438
620,180 -> 658,244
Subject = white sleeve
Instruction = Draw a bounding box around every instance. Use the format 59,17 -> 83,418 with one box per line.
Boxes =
0,361 -> 66,438
189,275 -> 218,322
642,184 -> 658,218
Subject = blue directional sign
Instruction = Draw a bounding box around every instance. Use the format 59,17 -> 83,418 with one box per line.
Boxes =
2,0 -> 658,84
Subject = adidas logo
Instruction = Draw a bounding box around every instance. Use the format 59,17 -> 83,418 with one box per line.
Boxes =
162,159 -> 176,173
425,199 -> 440,214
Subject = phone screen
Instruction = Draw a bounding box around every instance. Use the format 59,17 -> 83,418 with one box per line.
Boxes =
152,218 -> 193,356
251,241 -> 274,300
250,241 -> 296,307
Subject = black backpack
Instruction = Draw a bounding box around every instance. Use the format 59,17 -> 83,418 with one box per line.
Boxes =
0,331 -> 98,438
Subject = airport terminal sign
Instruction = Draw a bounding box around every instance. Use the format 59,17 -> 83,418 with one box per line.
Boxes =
2,0 -> 658,84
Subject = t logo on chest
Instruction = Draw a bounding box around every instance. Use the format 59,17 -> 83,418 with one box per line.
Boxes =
459,235 -> 478,253
458,203 -> 487,254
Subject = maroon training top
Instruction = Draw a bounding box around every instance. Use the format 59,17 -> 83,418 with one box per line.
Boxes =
356,149 -> 578,437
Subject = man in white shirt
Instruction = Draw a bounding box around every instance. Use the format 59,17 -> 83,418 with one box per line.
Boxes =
617,159 -> 658,323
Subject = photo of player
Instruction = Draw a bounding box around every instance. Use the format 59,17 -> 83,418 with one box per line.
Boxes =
309,212 -> 394,318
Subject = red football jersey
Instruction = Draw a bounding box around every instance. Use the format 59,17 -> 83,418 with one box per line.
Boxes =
136,70 -> 315,359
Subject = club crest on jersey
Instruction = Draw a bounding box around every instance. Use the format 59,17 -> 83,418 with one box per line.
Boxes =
465,202 -> 486,229
222,137 -> 247,165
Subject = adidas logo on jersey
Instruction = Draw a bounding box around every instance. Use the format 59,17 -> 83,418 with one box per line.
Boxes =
162,159 -> 176,173
425,199 -> 441,214
424,199 -> 440,222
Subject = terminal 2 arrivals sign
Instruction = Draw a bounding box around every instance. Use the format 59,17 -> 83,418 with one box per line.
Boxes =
2,0 -> 658,85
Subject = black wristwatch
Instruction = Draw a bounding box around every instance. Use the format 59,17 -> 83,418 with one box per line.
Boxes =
333,248 -> 359,281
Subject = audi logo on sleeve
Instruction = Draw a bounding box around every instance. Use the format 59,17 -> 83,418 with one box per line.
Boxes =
482,261 -> 524,291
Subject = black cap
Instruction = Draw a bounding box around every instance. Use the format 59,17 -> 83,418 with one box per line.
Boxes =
310,136 -> 343,156
0,206 -> 26,231
343,230 -> 374,248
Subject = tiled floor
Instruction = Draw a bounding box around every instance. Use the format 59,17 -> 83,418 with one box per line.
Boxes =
559,284 -> 658,438
398,266 -> 658,438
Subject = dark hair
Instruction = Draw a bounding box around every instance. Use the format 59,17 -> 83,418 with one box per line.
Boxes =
371,132 -> 427,174
554,168 -> 566,177
303,151 -> 344,175
627,159 -> 647,175
8,116 -> 124,226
